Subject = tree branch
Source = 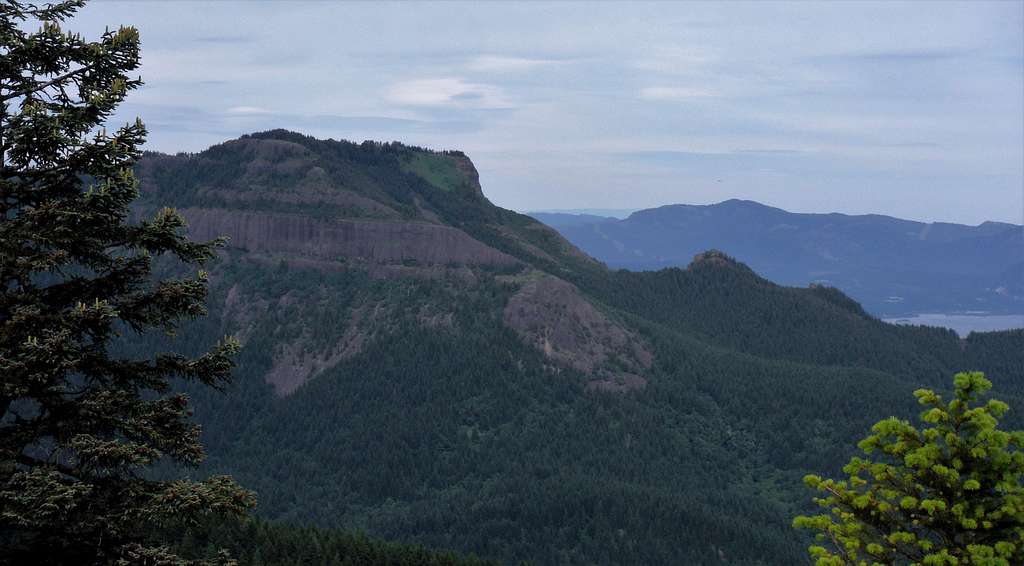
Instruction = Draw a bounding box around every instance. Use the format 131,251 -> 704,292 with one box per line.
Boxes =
1,62 -> 99,103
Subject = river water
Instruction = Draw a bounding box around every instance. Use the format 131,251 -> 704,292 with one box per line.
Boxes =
883,313 -> 1024,337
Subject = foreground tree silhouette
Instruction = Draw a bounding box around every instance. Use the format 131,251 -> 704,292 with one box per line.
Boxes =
794,372 -> 1024,565
1,1 -> 253,563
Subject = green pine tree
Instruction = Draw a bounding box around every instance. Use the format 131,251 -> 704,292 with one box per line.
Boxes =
1,1 -> 254,563
794,372 -> 1024,565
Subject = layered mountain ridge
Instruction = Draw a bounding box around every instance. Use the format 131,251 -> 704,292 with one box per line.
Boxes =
532,199 -> 1024,316
130,131 -> 1024,565
137,130 -> 621,396
138,131 -> 586,271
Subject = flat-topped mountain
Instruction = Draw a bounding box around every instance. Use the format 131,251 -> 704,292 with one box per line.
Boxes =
139,130 -> 596,275
532,199 -> 1024,315
131,132 -> 1024,565
137,131 -> 618,396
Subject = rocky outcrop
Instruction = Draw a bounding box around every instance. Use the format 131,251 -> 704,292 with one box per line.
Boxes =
450,154 -> 483,196
196,186 -> 403,219
263,302 -> 385,396
503,273 -> 652,390
182,208 -> 519,267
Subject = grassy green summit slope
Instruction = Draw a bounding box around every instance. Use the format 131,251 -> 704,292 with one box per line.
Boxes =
131,132 -> 1023,565
400,151 -> 466,192
138,130 -> 598,278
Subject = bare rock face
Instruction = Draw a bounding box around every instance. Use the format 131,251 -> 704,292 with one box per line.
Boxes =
223,276 -> 468,397
503,273 -> 652,390
451,154 -> 483,196
263,302 -> 384,396
200,185 -> 402,219
181,208 -> 519,267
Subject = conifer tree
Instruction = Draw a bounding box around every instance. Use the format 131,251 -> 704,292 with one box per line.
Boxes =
1,1 -> 254,563
795,372 -> 1024,565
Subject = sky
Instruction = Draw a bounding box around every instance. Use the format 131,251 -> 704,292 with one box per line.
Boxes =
72,1 -> 1024,225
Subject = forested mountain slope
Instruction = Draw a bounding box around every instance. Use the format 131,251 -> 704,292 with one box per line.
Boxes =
532,200 -> 1024,316
130,131 -> 1024,565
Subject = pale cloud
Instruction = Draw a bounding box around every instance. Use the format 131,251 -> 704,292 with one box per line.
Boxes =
72,1 -> 1022,224
467,55 -> 556,72
638,86 -> 718,101
386,78 -> 512,109
225,106 -> 272,115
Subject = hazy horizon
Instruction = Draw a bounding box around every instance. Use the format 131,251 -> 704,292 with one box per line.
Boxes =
75,1 -> 1023,225
526,200 -> 1024,227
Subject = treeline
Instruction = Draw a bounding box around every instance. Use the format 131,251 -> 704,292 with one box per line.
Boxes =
122,250 -> 1024,565
588,252 -> 989,385
169,518 -> 498,566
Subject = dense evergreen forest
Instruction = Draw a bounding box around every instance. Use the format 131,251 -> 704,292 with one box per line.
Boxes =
5,1 -> 1020,563
168,518 -> 498,566
532,201 -> 1024,316
117,131 -> 1024,565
